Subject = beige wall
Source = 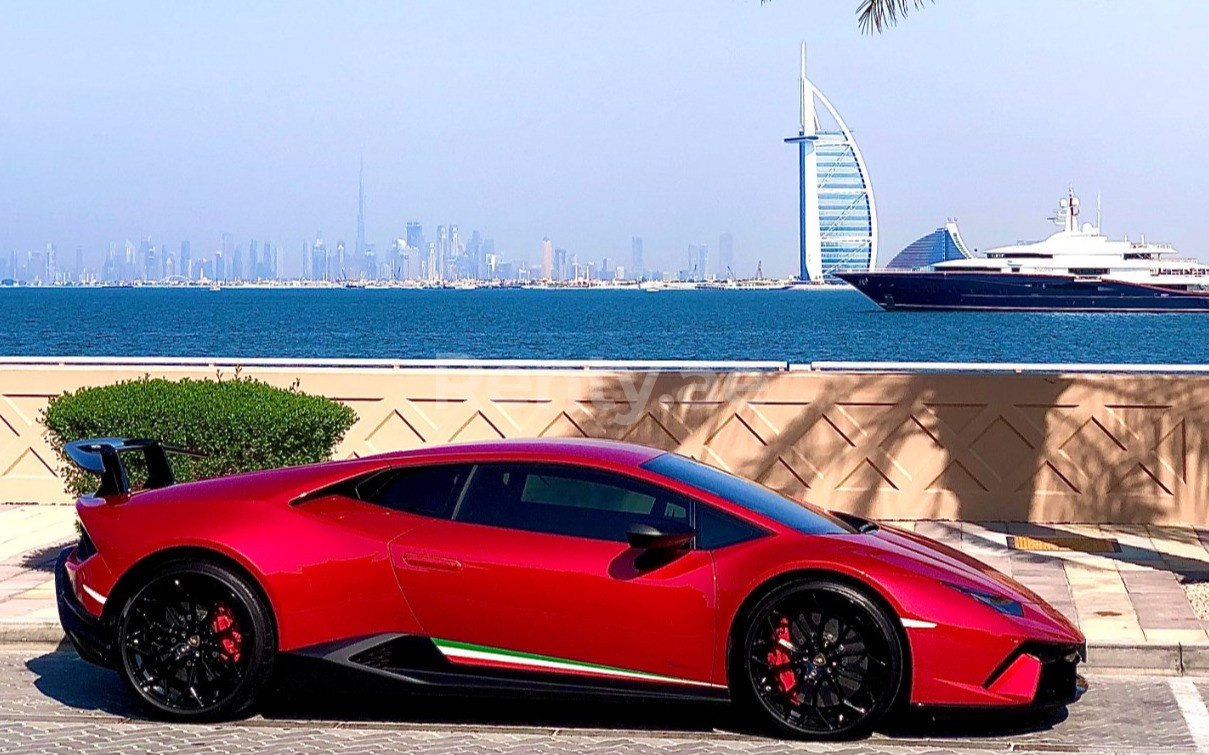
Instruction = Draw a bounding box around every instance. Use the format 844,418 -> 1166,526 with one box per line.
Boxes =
2,362 -> 1206,524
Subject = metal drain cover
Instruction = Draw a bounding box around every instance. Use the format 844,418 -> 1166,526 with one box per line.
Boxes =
1008,535 -> 1121,553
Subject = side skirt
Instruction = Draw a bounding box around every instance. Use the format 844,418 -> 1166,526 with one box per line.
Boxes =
289,634 -> 730,703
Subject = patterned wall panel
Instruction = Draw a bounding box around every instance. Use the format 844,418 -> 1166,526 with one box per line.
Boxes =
2,364 -> 1207,524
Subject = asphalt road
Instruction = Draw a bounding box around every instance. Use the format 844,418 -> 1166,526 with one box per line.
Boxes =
0,647 -> 1203,754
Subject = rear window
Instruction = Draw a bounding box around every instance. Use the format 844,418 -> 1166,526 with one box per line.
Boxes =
641,453 -> 855,536
355,464 -> 471,519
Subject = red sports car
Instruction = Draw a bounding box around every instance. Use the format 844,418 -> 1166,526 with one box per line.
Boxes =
56,437 -> 1084,739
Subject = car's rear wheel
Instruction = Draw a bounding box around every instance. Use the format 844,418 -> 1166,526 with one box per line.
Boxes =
115,559 -> 275,721
732,578 -> 904,739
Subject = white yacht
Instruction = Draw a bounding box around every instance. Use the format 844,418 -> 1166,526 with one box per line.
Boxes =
839,190 -> 1209,311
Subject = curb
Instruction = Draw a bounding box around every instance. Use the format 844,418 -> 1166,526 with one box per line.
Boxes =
0,623 -> 69,646
2,623 -> 1209,675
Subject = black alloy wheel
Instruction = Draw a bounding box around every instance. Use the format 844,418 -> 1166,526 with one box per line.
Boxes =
116,559 -> 275,721
734,579 -> 904,739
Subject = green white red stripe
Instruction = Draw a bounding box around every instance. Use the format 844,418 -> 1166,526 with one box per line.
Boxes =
433,638 -> 725,689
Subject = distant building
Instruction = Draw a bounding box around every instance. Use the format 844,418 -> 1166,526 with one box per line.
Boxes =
553,248 -> 568,281
688,244 -> 709,280
785,44 -> 877,282
631,237 -> 644,278
467,230 -> 483,279
436,226 -> 448,282
406,222 -> 424,253
44,243 -> 57,283
718,233 -> 734,278
311,235 -> 327,280
426,242 -> 438,282
179,241 -> 191,281
886,221 -> 972,270
542,237 -> 553,280
355,158 -> 367,275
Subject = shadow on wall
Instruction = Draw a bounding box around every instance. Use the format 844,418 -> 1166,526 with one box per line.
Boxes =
571,370 -> 1206,525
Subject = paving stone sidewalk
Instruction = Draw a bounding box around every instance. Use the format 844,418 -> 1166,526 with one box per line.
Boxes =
5,503 -> 1209,659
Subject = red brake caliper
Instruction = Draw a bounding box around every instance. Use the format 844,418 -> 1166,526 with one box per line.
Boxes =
767,617 -> 803,703
210,604 -> 243,664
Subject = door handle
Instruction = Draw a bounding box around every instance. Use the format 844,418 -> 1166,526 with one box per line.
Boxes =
402,553 -> 463,572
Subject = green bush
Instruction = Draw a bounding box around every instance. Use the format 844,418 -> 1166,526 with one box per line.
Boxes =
43,374 -> 358,497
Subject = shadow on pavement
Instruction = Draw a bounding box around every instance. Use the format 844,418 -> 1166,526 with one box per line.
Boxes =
881,704 -> 1069,740
19,542 -> 73,573
25,652 -> 140,717
25,651 -> 1070,742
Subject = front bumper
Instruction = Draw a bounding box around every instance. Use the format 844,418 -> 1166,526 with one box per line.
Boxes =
984,641 -> 1086,707
55,547 -> 115,668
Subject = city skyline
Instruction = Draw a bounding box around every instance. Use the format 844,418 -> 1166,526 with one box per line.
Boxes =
3,2 -> 1207,276
2,153 -> 757,284
0,212 -> 749,285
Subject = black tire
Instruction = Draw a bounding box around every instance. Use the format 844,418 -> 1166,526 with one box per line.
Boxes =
730,578 -> 905,740
115,558 -> 276,721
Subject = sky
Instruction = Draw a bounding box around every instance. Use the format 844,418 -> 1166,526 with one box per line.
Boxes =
2,1 -> 1208,277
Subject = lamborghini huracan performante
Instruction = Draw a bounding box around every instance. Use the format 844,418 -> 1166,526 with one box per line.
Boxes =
56,437 -> 1085,739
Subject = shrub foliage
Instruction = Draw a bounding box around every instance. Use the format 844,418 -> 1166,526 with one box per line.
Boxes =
43,374 -> 358,497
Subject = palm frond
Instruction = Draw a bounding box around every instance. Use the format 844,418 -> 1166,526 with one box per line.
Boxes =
857,0 -> 932,34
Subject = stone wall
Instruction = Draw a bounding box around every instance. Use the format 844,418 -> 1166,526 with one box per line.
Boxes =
1,360 -> 1203,523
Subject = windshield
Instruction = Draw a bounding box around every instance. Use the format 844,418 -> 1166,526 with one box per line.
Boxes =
642,453 -> 856,536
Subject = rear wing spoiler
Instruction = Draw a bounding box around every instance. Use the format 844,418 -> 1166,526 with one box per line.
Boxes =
64,438 -> 205,497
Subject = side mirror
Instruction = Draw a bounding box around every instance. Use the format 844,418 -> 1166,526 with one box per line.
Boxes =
626,520 -> 695,550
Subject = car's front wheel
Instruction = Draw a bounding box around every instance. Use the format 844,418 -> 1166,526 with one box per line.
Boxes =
115,558 -> 276,721
732,578 -> 905,739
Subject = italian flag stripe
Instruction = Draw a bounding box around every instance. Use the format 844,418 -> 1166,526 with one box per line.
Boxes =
432,638 -> 723,689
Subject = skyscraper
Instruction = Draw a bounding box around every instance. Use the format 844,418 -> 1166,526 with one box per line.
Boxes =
718,233 -> 734,278
784,44 -> 877,282
467,230 -> 483,279
482,238 -> 495,279
542,238 -> 553,280
688,244 -> 709,280
631,237 -> 644,279
311,234 -> 327,281
355,157 -> 366,273
405,222 -> 424,253
553,248 -> 568,281
44,243 -> 57,283
179,241 -> 191,281
437,226 -> 448,282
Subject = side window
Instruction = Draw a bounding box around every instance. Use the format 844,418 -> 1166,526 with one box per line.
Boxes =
455,464 -> 688,542
695,503 -> 767,550
356,464 -> 471,519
